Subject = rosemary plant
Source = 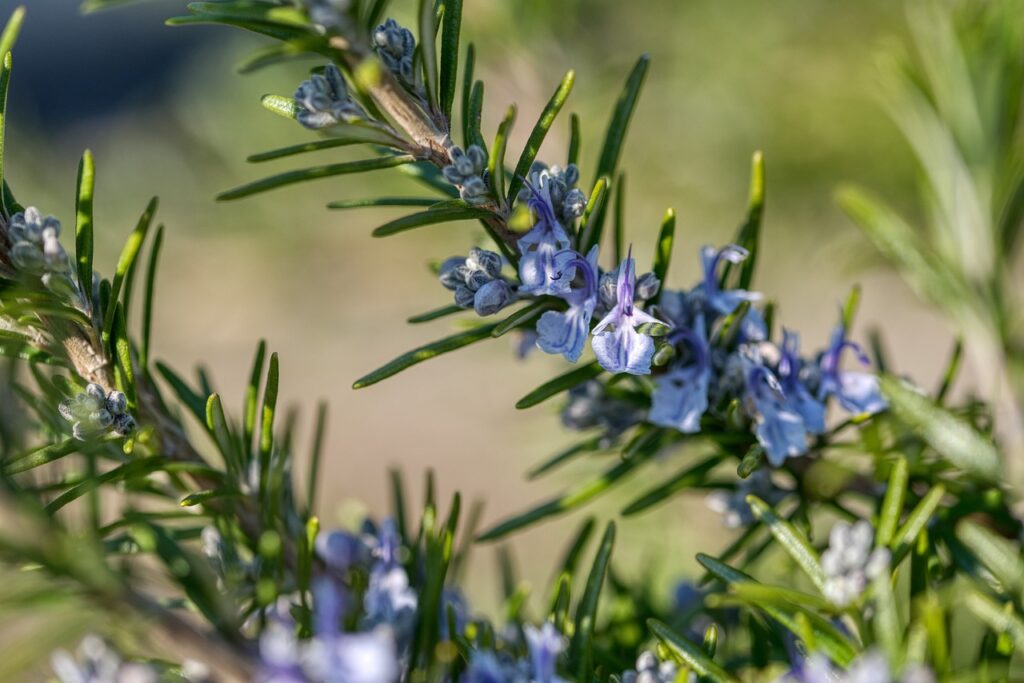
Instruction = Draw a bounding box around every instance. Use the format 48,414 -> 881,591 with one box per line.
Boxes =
0,0 -> 1022,681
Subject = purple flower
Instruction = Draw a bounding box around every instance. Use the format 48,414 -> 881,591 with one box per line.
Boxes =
698,245 -> 766,341
518,174 -> 574,297
524,622 -> 565,683
744,358 -> 808,466
536,246 -> 599,362
591,250 -> 660,375
818,324 -> 887,415
363,520 -> 417,644
303,628 -> 400,683
778,329 -> 826,435
315,529 -> 367,574
462,652 -> 512,683
649,314 -> 711,433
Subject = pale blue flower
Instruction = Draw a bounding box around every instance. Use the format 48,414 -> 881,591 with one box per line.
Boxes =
591,250 -> 660,375
315,529 -> 366,573
462,652 -> 512,683
536,245 -> 599,362
524,622 -> 565,683
302,628 -> 399,683
51,636 -> 157,683
364,521 -> 416,632
744,359 -> 808,466
778,329 -> 826,435
697,245 -> 766,341
650,314 -> 711,433
622,650 -> 679,683
518,173 -> 573,297
818,324 -> 887,415
821,520 -> 890,607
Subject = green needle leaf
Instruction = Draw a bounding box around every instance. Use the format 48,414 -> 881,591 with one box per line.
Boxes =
371,204 -> 494,237
478,449 -> 651,541
515,362 -> 603,410
965,587 -> 1024,650
882,375 -> 1000,481
488,105 -> 516,205
0,51 -> 11,217
491,300 -> 554,338
890,484 -> 945,564
0,6 -> 25,62
725,150 -> 765,290
418,0 -> 440,113
438,0 -> 462,120
407,304 -> 464,324
140,225 -> 164,370
651,208 -> 675,303
586,54 -> 649,238
567,112 -> 581,167
526,435 -> 603,480
218,155 -> 414,201
569,522 -> 615,678
4,439 -> 81,475
507,70 -> 575,203
876,456 -> 908,547
746,495 -> 826,593
247,134 -> 396,163
353,323 -> 499,389
577,176 -> 609,254
957,520 -> 1024,601
104,197 -> 158,342
74,150 -> 96,299
327,197 -> 438,210
593,54 -> 649,185
621,453 -> 724,516
649,620 -> 738,683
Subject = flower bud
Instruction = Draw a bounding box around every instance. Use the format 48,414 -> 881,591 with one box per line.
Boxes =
453,286 -> 476,309
473,280 -> 513,316
635,272 -> 661,300
467,247 -> 502,279
438,257 -> 469,290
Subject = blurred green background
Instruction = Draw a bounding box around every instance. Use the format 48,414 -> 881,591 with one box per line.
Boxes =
0,0 -> 959,629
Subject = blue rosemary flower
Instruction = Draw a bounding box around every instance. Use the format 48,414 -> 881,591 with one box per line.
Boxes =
650,314 -> 711,433
621,650 -> 680,683
58,383 -> 135,440
743,356 -> 808,465
696,245 -> 765,341
315,528 -> 368,574
462,652 -> 510,683
363,520 -> 417,647
778,329 -> 826,435
591,249 -> 660,375
784,649 -> 933,683
518,174 -> 574,297
294,64 -> 365,130
818,323 -> 887,416
536,246 -> 599,362
524,622 -> 566,683
51,636 -> 157,683
258,614 -> 399,683
372,18 -> 416,88
820,520 -> 890,607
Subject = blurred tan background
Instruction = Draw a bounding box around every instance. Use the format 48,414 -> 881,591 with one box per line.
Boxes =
0,0 -> 958,618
